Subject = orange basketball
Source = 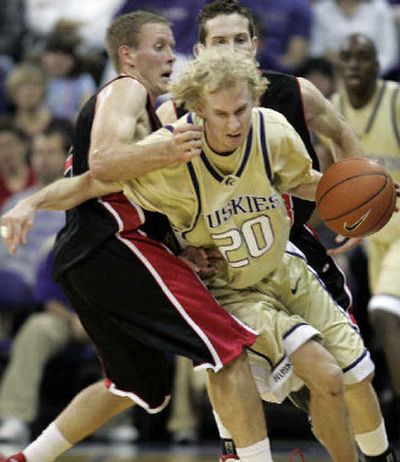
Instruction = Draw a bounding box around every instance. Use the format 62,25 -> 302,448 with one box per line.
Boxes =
316,157 -> 397,237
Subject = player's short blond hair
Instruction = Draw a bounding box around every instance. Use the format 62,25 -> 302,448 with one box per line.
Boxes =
170,47 -> 268,112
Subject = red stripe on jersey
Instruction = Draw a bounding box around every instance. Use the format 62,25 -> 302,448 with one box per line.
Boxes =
64,155 -> 73,174
282,193 -> 294,225
100,192 -> 144,234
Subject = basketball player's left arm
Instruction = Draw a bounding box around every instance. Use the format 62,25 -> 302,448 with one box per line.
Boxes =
298,77 -> 363,162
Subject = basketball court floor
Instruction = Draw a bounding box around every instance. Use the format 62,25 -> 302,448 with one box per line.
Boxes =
0,440 -> 330,461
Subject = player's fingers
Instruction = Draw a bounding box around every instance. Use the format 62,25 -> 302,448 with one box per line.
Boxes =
327,237 -> 362,256
20,219 -> 33,245
174,123 -> 203,134
204,247 -> 224,261
334,234 -> 347,243
2,223 -> 19,255
183,147 -> 202,161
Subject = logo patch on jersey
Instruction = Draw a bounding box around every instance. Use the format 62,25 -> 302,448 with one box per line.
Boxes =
291,278 -> 301,295
343,209 -> 371,233
224,175 -> 239,186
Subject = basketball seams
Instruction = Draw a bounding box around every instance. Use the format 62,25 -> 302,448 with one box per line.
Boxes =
318,174 -> 387,220
316,172 -> 386,204
316,157 -> 396,237
365,183 -> 397,234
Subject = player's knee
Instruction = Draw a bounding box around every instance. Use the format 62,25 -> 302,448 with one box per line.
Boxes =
307,362 -> 344,397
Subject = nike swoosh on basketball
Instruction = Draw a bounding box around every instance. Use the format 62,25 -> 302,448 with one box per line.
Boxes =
343,209 -> 371,233
291,278 -> 301,294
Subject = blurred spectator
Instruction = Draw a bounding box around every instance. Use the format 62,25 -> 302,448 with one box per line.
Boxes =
0,121 -> 34,209
0,245 -> 90,443
0,125 -> 70,331
0,0 -> 25,64
41,34 -> 97,121
297,57 -> 336,98
241,0 -> 313,73
5,62 -> 73,138
310,0 -> 399,76
23,0 -> 124,54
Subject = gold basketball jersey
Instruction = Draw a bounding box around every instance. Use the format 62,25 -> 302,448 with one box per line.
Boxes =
332,79 -> 400,242
122,108 -> 315,288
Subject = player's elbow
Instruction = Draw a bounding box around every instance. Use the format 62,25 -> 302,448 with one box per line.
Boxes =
88,150 -> 113,181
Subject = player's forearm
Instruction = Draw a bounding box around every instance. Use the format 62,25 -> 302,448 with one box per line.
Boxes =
89,141 -> 174,182
22,173 -> 118,211
330,122 -> 364,161
288,170 -> 322,201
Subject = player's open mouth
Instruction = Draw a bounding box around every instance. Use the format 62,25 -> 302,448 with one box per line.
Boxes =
161,72 -> 172,81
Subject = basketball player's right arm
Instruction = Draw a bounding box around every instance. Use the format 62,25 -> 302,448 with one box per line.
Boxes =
0,173 -> 118,255
299,77 -> 363,163
89,79 -> 202,181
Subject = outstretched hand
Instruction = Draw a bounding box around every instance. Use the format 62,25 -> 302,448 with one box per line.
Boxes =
327,234 -> 362,256
0,199 -> 36,255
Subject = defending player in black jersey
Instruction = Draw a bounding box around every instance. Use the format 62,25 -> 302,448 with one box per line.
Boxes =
0,10 -> 276,462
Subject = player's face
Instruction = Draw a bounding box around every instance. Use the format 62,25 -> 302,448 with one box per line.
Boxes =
338,37 -> 378,94
198,82 -> 256,153
130,23 -> 176,98
202,13 -> 257,57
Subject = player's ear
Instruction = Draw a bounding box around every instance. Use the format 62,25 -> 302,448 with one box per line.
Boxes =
193,102 -> 205,118
119,45 -> 137,67
193,42 -> 205,57
251,36 -> 259,57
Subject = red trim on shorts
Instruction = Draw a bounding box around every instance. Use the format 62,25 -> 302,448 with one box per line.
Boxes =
121,232 -> 257,369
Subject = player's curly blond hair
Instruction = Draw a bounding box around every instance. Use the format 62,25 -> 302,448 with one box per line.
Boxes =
170,47 -> 268,112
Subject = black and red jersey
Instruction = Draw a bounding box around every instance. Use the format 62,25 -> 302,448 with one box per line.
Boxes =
53,76 -> 178,279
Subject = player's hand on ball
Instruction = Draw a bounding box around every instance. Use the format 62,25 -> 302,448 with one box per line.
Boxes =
395,182 -> 400,211
0,200 -> 36,255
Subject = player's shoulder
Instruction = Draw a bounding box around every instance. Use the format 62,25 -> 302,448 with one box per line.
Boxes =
254,107 -> 292,128
99,75 -> 147,101
156,99 -> 178,124
384,79 -> 400,93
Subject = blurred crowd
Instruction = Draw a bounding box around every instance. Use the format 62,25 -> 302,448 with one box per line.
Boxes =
0,0 -> 399,449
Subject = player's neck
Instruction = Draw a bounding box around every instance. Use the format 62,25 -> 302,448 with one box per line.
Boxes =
347,81 -> 377,109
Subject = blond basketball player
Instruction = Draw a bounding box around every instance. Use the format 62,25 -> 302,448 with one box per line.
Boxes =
333,32 -> 400,441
